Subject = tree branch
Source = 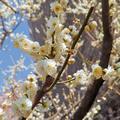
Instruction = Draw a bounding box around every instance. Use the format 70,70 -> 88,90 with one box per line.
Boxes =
46,7 -> 94,92
72,0 -> 113,119
31,7 -> 94,111
0,0 -> 17,13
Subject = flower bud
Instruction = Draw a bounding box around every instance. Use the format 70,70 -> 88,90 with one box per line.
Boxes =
89,21 -> 97,31
68,58 -> 75,65
84,25 -> 91,32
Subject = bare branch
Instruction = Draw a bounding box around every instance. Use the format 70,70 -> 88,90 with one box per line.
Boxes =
73,0 -> 114,119
31,7 -> 94,111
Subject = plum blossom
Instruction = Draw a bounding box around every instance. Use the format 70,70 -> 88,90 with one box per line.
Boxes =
102,66 -> 116,80
36,59 -> 57,80
92,64 -> 103,79
50,1 -> 63,15
73,70 -> 88,87
12,96 -> 32,118
22,80 -> 38,102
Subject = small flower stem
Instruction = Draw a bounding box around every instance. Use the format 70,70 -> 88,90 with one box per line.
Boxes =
57,78 -> 75,84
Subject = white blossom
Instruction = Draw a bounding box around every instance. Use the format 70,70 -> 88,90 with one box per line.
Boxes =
12,96 -> 32,117
47,16 -> 59,30
50,1 -> 63,15
73,70 -> 88,86
36,59 -> 57,79
102,66 -> 116,80
23,81 -> 38,101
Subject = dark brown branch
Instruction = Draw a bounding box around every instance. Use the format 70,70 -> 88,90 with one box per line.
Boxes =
46,7 -> 94,92
0,0 -> 17,13
31,7 -> 94,111
73,0 -> 113,120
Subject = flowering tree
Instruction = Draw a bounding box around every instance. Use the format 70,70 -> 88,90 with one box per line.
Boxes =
0,0 -> 120,120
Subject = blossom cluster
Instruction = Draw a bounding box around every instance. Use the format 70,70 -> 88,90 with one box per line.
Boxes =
13,0 -> 73,81
0,0 -> 120,119
18,0 -> 46,21
7,0 -> 120,119
12,74 -> 38,118
66,62 -> 120,88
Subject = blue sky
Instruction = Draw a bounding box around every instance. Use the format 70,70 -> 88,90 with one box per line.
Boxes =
0,20 -> 33,91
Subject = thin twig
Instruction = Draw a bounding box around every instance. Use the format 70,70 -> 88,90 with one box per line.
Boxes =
0,17 -> 22,47
78,50 -> 93,66
57,78 -> 75,84
60,99 -> 82,120
0,0 -> 17,13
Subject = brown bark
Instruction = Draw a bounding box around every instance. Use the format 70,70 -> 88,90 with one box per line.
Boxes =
72,0 -> 113,119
